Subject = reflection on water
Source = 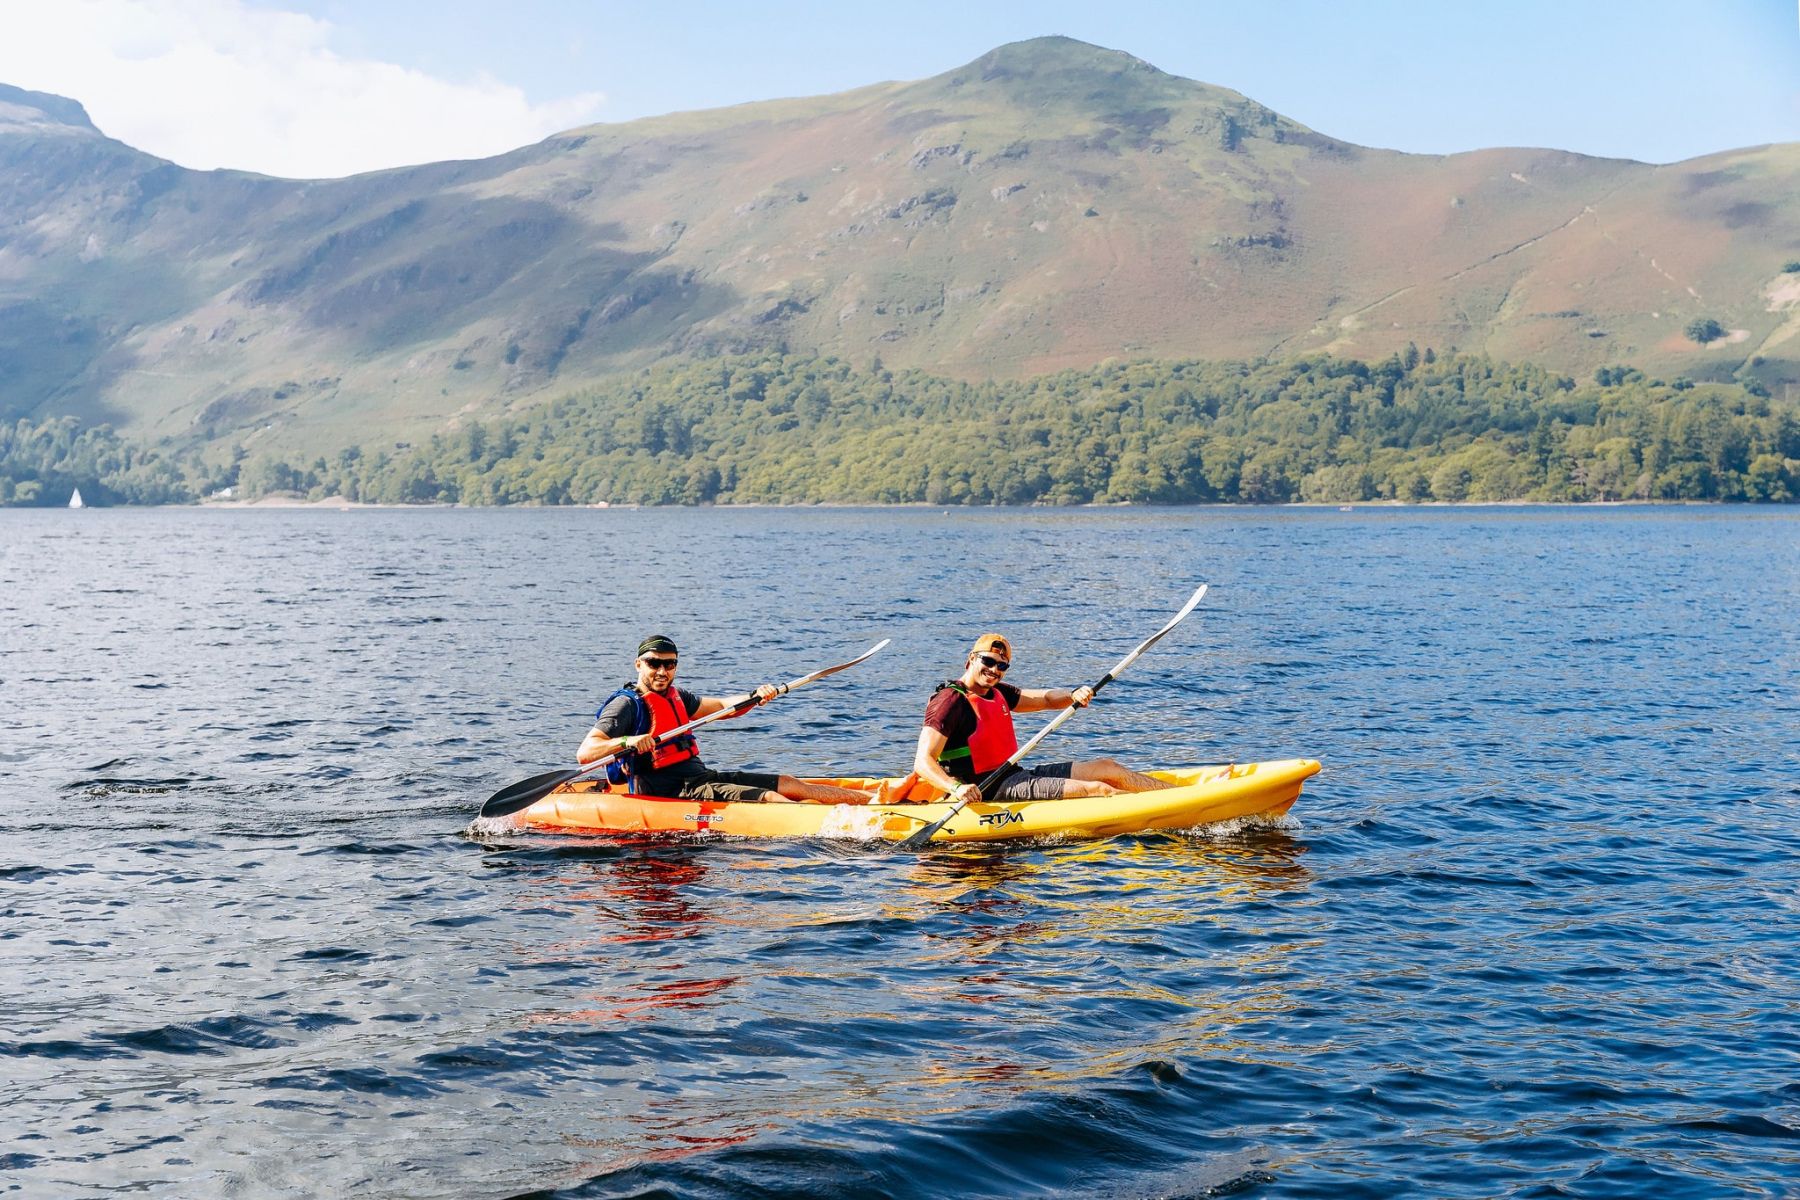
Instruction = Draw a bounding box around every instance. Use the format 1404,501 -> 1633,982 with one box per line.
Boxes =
479,826 -> 1321,1130
516,850 -> 738,1027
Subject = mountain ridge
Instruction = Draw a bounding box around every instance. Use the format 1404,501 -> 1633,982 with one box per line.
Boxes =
0,82 -> 99,133
1,37 -> 1795,458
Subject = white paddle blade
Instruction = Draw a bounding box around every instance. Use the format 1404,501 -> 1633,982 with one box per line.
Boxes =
1105,583 -> 1208,678
782,638 -> 890,692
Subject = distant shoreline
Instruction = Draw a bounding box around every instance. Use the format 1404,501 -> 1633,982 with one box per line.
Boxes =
201,495 -> 446,509
171,496 -> 1767,511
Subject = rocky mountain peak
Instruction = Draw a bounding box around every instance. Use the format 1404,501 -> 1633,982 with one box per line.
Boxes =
0,83 -> 99,133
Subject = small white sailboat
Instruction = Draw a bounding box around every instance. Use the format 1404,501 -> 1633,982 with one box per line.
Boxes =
69,487 -> 85,509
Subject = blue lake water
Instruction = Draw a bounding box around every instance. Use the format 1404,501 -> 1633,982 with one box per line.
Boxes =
2,505 -> 1797,1198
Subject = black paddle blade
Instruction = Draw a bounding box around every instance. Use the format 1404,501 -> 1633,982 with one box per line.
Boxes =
897,811 -> 955,850
480,767 -> 585,818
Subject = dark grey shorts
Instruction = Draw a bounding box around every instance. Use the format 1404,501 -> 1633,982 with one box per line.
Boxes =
985,761 -> 1075,802
638,767 -> 782,803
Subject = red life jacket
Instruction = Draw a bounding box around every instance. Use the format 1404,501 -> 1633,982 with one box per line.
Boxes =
938,681 -> 1019,778
638,687 -> 699,770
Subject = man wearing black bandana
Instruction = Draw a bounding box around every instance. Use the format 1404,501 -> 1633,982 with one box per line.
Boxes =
579,635 -> 872,804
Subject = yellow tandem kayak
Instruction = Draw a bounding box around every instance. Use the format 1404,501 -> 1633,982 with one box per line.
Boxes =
512,759 -> 1321,843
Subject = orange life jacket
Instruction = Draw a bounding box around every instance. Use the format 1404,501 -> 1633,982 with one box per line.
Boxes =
602,684 -> 700,788
937,681 -> 1018,780
638,687 -> 699,770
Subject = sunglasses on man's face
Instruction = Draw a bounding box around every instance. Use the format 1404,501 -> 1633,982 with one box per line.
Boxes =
640,656 -> 679,670
976,653 -> 1010,673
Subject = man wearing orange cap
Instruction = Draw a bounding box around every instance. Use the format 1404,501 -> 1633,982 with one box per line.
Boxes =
912,633 -> 1164,805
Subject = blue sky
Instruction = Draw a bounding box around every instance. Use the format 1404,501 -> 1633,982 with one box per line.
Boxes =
2,0 -> 1795,177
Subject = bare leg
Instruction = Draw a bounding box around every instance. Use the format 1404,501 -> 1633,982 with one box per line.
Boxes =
1047,777 -> 1120,798
774,776 -> 876,804
1070,758 -> 1165,793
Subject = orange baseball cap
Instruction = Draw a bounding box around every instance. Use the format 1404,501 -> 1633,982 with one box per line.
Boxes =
969,633 -> 1012,659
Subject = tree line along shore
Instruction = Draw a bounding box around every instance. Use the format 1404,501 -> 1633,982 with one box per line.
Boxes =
4,350 -> 1796,507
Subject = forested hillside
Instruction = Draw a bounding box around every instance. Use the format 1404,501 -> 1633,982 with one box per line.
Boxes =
4,39 -> 1797,457
7,352 -> 1795,506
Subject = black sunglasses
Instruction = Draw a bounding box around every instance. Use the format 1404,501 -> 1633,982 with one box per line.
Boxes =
976,653 -> 1010,673
640,656 -> 679,670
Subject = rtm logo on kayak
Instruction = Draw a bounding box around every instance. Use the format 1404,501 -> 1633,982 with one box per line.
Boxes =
977,810 -> 1024,828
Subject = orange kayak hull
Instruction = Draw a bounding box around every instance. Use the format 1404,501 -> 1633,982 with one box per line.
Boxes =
514,759 -> 1321,843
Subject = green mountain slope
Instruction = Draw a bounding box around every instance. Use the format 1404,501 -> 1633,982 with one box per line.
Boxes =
2,39 -> 1796,460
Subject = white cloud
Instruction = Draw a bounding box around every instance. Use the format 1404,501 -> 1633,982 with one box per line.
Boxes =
0,0 -> 606,178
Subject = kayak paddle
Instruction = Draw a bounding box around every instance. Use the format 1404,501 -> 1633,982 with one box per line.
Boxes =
479,638 -> 891,819
897,585 -> 1208,849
